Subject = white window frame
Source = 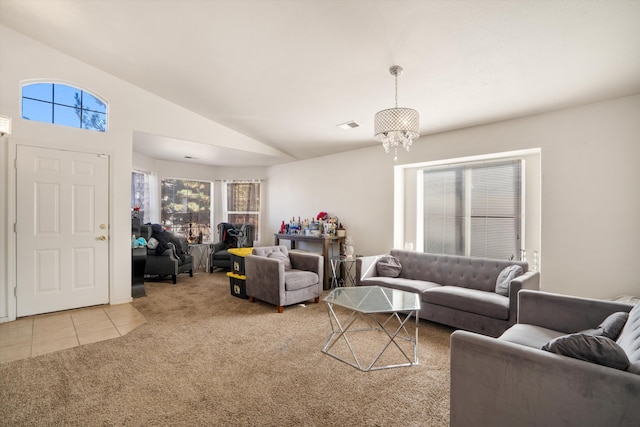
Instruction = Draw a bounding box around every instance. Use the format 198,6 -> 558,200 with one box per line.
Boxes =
21,80 -> 108,132
222,180 -> 261,242
418,159 -> 523,260
394,149 -> 541,268
160,177 -> 213,241
131,169 -> 160,225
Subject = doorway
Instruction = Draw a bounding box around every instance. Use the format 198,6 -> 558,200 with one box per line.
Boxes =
15,145 -> 110,317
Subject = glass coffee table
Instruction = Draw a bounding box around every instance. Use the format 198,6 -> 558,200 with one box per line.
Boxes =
322,286 -> 420,371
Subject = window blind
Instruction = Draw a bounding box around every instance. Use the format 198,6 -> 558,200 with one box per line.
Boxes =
422,160 -> 522,260
224,181 -> 261,239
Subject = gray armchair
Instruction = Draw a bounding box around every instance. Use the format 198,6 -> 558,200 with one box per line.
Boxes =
209,223 -> 254,272
245,246 -> 323,313
140,224 -> 193,284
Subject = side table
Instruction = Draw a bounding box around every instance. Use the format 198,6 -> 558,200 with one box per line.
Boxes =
188,243 -> 211,272
132,246 -> 147,298
330,255 -> 356,288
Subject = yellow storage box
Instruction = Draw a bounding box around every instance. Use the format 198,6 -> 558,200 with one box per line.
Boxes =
227,272 -> 248,299
227,247 -> 253,276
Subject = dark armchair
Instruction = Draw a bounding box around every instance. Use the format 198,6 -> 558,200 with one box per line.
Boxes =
140,224 -> 193,284
209,223 -> 254,271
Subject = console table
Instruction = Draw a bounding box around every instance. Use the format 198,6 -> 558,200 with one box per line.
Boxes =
274,233 -> 344,290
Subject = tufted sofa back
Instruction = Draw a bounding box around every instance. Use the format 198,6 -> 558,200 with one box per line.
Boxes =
252,245 -> 289,258
389,249 -> 529,293
617,303 -> 640,374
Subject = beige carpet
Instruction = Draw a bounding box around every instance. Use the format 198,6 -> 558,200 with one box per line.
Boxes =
0,272 -> 454,426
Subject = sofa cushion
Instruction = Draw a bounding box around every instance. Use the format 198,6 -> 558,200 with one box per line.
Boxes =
495,265 -> 523,297
361,277 -> 440,295
542,333 -> 630,371
268,251 -> 292,271
376,255 -> 402,277
423,286 -> 509,320
213,249 -> 231,260
499,324 -> 566,349
284,270 -> 318,291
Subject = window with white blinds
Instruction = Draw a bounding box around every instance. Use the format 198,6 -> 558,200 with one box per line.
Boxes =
224,181 -> 261,240
422,160 -> 522,260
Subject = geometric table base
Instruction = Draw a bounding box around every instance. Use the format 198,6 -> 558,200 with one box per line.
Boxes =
322,298 -> 419,371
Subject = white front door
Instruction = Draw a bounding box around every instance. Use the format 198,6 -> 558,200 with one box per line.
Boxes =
16,145 -> 110,317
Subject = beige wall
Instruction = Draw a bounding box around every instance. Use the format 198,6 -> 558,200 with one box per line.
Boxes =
267,94 -> 640,300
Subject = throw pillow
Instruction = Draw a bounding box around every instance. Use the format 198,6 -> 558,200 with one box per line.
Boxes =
376,255 -> 402,278
598,312 -> 629,340
542,333 -> 630,371
147,237 -> 159,249
578,312 -> 629,339
495,265 -> 524,297
268,251 -> 292,271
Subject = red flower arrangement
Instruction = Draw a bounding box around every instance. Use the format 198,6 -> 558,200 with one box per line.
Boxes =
316,211 -> 329,221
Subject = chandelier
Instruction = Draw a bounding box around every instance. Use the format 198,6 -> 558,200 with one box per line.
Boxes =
374,65 -> 420,160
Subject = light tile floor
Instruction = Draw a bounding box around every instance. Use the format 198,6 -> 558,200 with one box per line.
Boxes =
0,304 -> 146,364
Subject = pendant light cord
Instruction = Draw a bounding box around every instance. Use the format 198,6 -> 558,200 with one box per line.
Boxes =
395,73 -> 399,108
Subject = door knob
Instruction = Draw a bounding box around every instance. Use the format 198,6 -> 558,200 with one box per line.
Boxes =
99,235 -> 107,241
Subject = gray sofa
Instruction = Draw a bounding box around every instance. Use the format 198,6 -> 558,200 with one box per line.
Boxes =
356,250 -> 540,337
450,290 -> 640,427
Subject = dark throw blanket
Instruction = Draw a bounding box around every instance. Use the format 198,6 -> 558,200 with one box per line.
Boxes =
150,224 -> 187,262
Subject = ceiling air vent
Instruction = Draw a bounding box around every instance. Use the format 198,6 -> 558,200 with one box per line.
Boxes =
337,120 -> 360,130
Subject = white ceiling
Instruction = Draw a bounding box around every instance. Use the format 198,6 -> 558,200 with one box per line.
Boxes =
2,0 -> 640,167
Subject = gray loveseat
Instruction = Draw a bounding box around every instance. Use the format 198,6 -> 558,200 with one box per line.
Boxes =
356,250 -> 540,337
450,290 -> 640,427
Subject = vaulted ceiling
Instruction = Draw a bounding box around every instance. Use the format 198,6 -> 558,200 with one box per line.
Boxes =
2,0 -> 640,166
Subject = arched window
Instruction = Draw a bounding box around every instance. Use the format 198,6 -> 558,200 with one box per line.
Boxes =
22,82 -> 107,132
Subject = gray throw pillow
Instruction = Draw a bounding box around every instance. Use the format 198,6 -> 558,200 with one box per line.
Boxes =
599,312 -> 629,340
579,312 -> 629,339
267,251 -> 292,271
542,333 -> 630,371
147,237 -> 159,249
376,255 -> 402,278
495,265 -> 523,297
